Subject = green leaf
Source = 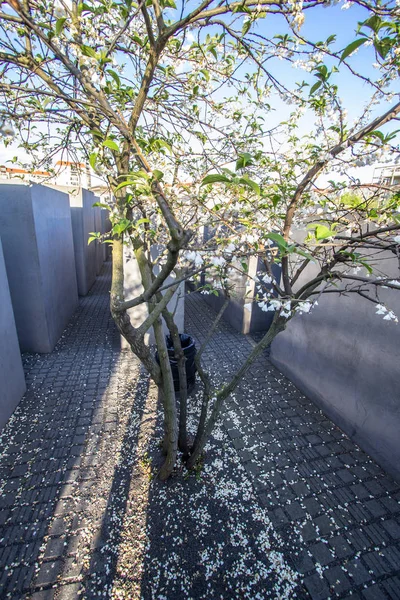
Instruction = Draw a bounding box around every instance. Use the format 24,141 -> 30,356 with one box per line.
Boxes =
55,17 -> 67,36
369,130 -> 385,142
361,15 -> 382,33
112,218 -> 131,235
294,248 -> 315,262
89,129 -> 103,138
374,37 -> 394,59
87,231 -> 100,245
92,202 -> 109,209
152,169 -> 164,181
200,68 -> 210,82
208,46 -> 218,60
242,19 -> 251,35
315,224 -> 334,240
107,69 -> 121,88
103,139 -> 120,152
309,80 -> 322,96
238,176 -> 260,196
155,139 -> 172,154
135,218 -> 150,226
359,260 -> 373,274
80,44 -> 97,58
235,152 -> 253,170
114,180 -> 134,192
340,38 -> 367,63
201,173 -> 231,186
265,232 -> 288,251
89,152 -> 97,170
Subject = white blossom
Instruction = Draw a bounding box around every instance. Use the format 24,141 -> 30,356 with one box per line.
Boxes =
210,256 -> 226,267
375,304 -> 387,315
261,274 -> 273,284
296,301 -> 312,314
185,251 -> 204,266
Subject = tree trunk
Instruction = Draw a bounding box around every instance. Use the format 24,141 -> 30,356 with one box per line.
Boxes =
162,309 -> 189,457
153,317 -> 179,480
134,246 -> 178,480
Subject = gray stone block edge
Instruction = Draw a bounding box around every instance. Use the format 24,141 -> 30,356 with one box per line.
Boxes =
0,237 -> 26,430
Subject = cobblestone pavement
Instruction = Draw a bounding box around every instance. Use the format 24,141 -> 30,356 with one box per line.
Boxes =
0,263 -> 156,599
186,292 -> 400,600
1,263 -> 400,599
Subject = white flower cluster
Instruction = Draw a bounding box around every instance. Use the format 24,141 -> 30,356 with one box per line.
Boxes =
295,301 -> 312,314
184,251 -> 203,266
257,299 -> 292,318
375,304 -> 398,322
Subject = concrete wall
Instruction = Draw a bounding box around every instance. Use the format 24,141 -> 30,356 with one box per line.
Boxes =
0,237 -> 26,429
202,256 -> 248,334
0,184 -> 78,353
123,245 -> 184,346
69,189 -> 97,295
203,255 -> 281,335
271,253 -> 400,481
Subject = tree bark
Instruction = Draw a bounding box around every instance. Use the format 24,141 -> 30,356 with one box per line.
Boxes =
134,246 -> 178,480
162,309 -> 189,457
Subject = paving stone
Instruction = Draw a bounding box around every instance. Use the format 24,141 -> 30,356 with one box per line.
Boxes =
309,542 -> 334,566
324,565 -> 352,594
269,508 -> 289,527
285,501 -> 307,521
44,536 -> 67,560
363,550 -> 391,576
362,584 -> 387,600
301,522 -> 319,543
291,481 -> 310,499
303,573 -> 330,600
380,545 -> 400,570
30,590 -> 55,599
35,560 -> 63,586
291,551 -> 315,574
382,519 -> 400,540
313,515 -> 335,536
365,499 -> 387,518
328,536 -> 353,559
382,576 -> 400,599
303,497 -> 322,518
346,558 -> 372,585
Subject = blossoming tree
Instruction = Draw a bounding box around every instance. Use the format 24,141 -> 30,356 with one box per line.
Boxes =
0,0 -> 399,479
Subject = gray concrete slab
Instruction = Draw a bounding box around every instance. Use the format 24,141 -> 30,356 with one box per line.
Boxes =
0,184 -> 78,353
123,244 -> 184,346
69,189 -> 97,296
270,252 -> 400,482
0,237 -> 26,430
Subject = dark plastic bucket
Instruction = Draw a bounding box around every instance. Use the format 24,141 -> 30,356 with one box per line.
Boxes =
156,333 -> 197,392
